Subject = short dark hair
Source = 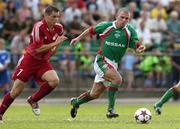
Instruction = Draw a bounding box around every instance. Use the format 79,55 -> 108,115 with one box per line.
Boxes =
44,5 -> 59,15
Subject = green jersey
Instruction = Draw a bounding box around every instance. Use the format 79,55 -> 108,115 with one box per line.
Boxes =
89,21 -> 139,62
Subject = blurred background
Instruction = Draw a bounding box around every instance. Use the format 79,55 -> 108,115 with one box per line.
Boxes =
0,0 -> 179,99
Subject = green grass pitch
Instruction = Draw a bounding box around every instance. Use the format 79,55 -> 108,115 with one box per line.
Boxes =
1,102 -> 180,129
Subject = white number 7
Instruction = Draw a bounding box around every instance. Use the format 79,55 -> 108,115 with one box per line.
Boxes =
17,69 -> 23,76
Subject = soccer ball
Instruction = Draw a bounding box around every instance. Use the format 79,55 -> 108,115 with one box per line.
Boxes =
134,108 -> 152,124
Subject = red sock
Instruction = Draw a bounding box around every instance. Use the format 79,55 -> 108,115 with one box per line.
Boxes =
31,82 -> 54,102
0,93 -> 14,116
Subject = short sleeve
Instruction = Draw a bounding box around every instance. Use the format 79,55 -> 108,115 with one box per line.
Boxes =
89,22 -> 112,35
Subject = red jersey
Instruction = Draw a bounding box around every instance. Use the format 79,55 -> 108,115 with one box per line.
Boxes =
26,19 -> 63,61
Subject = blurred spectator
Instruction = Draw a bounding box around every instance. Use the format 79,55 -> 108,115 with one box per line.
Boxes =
138,52 -> 158,88
86,0 -> 103,22
140,2 -> 151,17
10,27 -> 28,67
32,3 -> 44,21
128,14 -> 137,29
173,4 -> 180,14
3,16 -> 20,42
64,1 -> 82,24
150,12 -> 167,46
0,38 -> 10,97
25,0 -> 39,10
121,49 -> 137,89
86,0 -> 98,13
24,17 -> 34,34
137,11 -> 152,31
160,0 -> 170,9
0,0 -> 6,11
82,12 -> 96,28
138,49 -> 171,88
58,46 -> 76,78
40,0 -> 53,6
150,1 -> 168,20
97,0 -> 115,20
67,16 -> 84,38
112,0 -> 122,11
4,1 -> 16,20
74,41 -> 84,70
77,0 -> 87,13
167,10 -> 180,43
157,53 -> 171,87
128,1 -> 140,19
79,49 -> 92,77
136,20 -> 152,50
17,1 -> 32,23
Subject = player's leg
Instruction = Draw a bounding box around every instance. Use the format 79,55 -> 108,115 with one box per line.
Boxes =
70,82 -> 106,118
27,69 -> 59,116
104,68 -> 122,118
0,79 -> 26,123
93,55 -> 121,118
154,81 -> 180,115
2,83 -> 10,96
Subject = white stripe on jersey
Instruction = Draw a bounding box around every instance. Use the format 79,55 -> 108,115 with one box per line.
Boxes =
99,25 -> 114,37
32,21 -> 43,43
124,26 -> 131,46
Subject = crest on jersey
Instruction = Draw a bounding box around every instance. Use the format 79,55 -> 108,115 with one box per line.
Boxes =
114,33 -> 120,38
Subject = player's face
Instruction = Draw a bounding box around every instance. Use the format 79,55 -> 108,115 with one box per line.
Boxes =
46,11 -> 61,26
116,11 -> 130,28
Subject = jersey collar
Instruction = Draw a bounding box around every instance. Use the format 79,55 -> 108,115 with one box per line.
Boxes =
113,21 -> 117,29
42,19 -> 48,28
113,20 -> 127,29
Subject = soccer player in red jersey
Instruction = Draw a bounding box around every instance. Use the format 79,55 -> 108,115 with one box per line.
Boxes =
0,5 -> 67,123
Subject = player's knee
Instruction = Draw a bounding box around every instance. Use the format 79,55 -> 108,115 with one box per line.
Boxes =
112,76 -> 122,85
90,92 -> 101,99
10,86 -> 24,98
48,78 -> 59,88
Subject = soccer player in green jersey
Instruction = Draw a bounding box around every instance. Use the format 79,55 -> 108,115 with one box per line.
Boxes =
154,81 -> 180,115
70,8 -> 146,118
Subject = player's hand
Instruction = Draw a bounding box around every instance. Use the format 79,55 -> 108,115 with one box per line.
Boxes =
136,45 -> 146,53
70,37 -> 79,45
56,35 -> 68,44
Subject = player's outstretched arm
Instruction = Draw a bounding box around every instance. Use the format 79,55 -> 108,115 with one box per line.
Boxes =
70,29 -> 90,45
36,35 -> 67,54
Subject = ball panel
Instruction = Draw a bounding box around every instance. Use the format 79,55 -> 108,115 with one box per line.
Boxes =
134,108 -> 152,124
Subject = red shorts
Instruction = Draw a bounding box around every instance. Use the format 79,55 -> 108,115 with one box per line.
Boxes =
12,53 -> 53,85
